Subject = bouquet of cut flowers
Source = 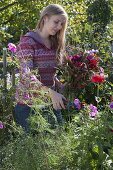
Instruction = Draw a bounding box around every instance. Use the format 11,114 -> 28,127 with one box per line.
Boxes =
58,46 -> 105,99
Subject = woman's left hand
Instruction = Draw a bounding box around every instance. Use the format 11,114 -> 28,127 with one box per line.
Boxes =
49,88 -> 67,110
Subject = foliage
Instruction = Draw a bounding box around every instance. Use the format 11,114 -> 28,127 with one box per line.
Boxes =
1,96 -> 113,169
0,44 -> 18,146
86,0 -> 112,30
0,0 -> 113,47
0,86 -> 15,146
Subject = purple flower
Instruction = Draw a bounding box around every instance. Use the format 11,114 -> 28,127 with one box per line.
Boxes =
90,111 -> 97,117
73,98 -> 81,110
0,121 -> 4,129
86,49 -> 98,54
89,104 -> 98,117
66,55 -> 73,60
8,43 -> 17,53
89,104 -> 98,112
86,55 -> 94,60
110,102 -> 113,109
30,75 -> 37,81
23,93 -> 30,100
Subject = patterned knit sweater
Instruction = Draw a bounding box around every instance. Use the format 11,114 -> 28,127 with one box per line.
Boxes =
15,31 -> 57,104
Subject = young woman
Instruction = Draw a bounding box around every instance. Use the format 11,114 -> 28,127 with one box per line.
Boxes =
14,4 -> 68,132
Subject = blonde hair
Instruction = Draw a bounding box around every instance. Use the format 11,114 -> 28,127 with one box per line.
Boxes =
35,4 -> 68,64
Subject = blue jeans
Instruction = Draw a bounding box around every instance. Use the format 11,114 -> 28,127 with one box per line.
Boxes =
14,104 -> 64,132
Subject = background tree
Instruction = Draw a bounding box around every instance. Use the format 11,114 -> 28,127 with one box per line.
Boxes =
0,0 -> 113,52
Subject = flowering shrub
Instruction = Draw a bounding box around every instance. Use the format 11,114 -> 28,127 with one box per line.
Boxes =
62,97 -> 99,122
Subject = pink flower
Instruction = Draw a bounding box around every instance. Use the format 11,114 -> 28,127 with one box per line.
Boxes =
66,55 -> 73,61
67,54 -> 82,63
99,67 -> 105,76
86,55 -> 94,60
0,121 -> 4,129
30,75 -> 37,81
8,43 -> 17,53
71,55 -> 81,63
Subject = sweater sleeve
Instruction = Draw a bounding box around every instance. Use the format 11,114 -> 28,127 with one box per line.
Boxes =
16,37 -> 42,91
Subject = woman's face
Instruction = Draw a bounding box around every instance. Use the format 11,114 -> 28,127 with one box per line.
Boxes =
43,15 -> 66,36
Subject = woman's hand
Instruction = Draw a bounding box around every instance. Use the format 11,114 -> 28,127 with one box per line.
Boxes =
49,88 -> 67,110
54,76 -> 67,93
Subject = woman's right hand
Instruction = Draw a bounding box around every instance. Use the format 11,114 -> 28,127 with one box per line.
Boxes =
49,88 -> 67,110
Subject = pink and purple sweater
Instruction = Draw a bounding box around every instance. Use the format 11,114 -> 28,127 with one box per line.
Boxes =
15,31 -> 57,104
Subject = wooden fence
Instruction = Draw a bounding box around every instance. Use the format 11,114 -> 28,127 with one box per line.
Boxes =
0,48 -> 15,91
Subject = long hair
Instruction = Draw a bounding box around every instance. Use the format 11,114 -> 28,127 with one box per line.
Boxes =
35,4 -> 68,64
